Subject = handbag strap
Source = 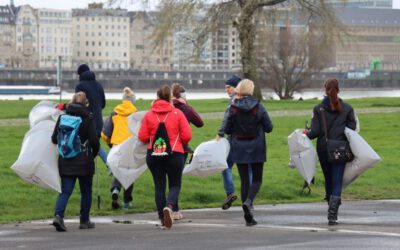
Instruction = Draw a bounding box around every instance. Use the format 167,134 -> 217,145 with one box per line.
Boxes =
320,107 -> 340,142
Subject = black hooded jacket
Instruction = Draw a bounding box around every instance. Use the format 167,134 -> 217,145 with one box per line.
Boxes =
307,97 -> 357,152
52,103 -> 100,176
75,70 -> 106,136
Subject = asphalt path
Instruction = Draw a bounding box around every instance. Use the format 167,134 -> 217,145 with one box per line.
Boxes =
1,200 -> 400,249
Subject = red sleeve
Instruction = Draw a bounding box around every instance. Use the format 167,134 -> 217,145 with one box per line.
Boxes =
138,112 -> 150,143
179,111 -> 192,145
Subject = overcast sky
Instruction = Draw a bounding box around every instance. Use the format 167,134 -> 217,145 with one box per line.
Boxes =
0,0 -> 399,9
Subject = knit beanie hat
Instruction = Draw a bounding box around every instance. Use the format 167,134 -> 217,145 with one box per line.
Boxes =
77,64 -> 90,76
122,87 -> 136,103
225,75 -> 241,88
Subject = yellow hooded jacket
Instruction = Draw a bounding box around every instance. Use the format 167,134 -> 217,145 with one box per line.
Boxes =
101,100 -> 138,146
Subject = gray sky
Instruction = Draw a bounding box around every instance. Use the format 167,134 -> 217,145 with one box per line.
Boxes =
0,0 -> 400,9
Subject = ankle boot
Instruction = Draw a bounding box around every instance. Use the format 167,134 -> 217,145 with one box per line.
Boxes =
328,195 -> 341,226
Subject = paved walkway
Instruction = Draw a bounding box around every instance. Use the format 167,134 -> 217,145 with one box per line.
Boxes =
1,107 -> 399,127
1,200 -> 400,249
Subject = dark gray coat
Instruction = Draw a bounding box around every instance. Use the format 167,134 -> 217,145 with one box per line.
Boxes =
223,96 -> 273,164
307,97 -> 357,152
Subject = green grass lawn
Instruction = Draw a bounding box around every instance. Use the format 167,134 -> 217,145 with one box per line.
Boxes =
0,97 -> 399,119
0,98 -> 399,223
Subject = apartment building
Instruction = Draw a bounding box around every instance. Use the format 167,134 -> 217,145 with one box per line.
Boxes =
210,24 -> 241,70
72,3 -> 130,70
129,11 -> 173,70
15,4 -> 38,68
37,9 -> 72,69
0,4 -> 16,68
334,8 -> 400,71
327,0 -> 392,8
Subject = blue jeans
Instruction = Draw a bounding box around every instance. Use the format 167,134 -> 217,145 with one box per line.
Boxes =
222,153 -> 252,196
55,175 -> 93,222
317,150 -> 346,197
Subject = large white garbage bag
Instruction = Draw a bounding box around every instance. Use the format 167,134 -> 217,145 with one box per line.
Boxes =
107,135 -> 148,189
183,138 -> 230,177
288,129 -> 317,185
29,100 -> 63,128
342,127 -> 381,188
128,111 -> 147,136
11,120 -> 61,193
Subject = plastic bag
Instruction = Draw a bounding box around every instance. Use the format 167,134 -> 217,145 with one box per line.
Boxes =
29,100 -> 63,128
183,138 -> 230,177
107,135 -> 148,189
11,120 -> 61,193
342,127 -> 381,188
127,111 -> 147,136
288,129 -> 317,185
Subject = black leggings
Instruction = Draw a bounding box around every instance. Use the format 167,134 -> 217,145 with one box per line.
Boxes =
146,151 -> 184,219
237,163 -> 264,203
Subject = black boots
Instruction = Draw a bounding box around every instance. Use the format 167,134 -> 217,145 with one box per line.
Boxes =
242,199 -> 257,226
328,195 -> 341,226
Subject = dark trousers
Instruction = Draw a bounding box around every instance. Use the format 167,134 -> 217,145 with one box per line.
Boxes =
55,175 -> 93,222
172,152 -> 188,212
237,163 -> 263,203
146,151 -> 184,220
317,150 -> 346,197
110,177 -> 134,203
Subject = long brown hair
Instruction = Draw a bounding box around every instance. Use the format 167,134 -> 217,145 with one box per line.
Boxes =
157,85 -> 171,102
324,78 -> 342,112
171,83 -> 185,99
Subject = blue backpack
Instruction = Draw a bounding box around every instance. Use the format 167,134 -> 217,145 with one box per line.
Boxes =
57,114 -> 83,158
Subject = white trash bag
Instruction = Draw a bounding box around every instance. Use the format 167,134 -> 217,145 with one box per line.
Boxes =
11,120 -> 61,193
288,129 -> 317,185
183,138 -> 230,177
107,135 -> 148,189
128,111 -> 147,136
29,100 -> 63,128
342,127 -> 381,188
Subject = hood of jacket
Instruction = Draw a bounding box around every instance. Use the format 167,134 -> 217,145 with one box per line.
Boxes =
232,96 -> 259,111
114,100 -> 138,116
151,99 -> 173,113
66,103 -> 89,117
79,70 -> 96,81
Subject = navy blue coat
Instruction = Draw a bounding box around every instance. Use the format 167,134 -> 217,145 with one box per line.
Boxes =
223,96 -> 273,164
75,71 -> 106,136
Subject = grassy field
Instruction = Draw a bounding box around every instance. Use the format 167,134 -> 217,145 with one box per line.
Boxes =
0,98 -> 399,223
0,97 -> 399,119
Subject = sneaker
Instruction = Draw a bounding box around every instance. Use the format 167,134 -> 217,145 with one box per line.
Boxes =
52,215 -> 67,232
173,211 -> 184,220
242,203 -> 257,227
163,207 -> 173,229
79,220 -> 95,229
122,202 -> 133,210
222,193 -> 238,210
111,189 -> 120,209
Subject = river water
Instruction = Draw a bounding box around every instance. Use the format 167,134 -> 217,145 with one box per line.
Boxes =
0,88 -> 399,101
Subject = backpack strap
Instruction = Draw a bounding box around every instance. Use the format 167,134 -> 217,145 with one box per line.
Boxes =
155,112 -> 169,122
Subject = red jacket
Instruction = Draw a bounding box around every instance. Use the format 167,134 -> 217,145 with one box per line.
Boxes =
138,100 -> 192,154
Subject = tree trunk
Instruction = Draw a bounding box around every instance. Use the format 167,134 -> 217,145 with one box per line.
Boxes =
238,7 -> 262,100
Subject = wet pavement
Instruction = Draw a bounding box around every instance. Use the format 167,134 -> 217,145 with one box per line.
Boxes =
1,200 -> 400,249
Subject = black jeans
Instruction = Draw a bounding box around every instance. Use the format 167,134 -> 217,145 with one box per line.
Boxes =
146,151 -> 184,219
237,163 -> 264,204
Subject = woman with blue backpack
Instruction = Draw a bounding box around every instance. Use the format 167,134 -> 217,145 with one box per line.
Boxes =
138,85 -> 192,229
222,79 -> 273,226
51,92 -> 100,232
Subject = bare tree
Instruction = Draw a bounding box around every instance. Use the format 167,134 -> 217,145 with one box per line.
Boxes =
257,7 -> 337,99
108,0 -> 343,100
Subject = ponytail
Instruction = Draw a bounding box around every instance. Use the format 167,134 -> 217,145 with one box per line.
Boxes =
324,78 -> 342,112
157,84 -> 171,102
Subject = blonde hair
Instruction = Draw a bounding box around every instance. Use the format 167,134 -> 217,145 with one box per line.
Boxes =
235,79 -> 254,97
72,91 -> 88,106
123,87 -> 135,97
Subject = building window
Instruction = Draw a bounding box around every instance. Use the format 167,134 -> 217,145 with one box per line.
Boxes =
86,52 -> 89,56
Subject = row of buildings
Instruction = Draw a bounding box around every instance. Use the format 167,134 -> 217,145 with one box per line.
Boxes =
0,0 -> 399,72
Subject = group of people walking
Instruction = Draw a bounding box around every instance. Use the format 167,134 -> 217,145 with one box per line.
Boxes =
49,64 -> 356,232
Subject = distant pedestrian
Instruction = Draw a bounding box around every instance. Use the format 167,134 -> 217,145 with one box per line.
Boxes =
305,79 -> 356,225
75,64 -> 107,163
51,92 -> 100,232
101,87 -> 138,210
138,85 -> 192,229
171,83 -> 204,220
223,79 -> 273,226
